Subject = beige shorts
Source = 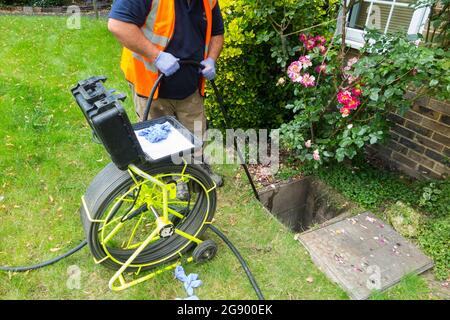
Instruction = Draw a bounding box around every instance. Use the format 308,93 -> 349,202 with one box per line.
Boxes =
131,84 -> 206,138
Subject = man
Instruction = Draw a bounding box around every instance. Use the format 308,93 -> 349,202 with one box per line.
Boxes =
108,0 -> 225,185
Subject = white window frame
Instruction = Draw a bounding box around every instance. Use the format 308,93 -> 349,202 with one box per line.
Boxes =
343,0 -> 431,49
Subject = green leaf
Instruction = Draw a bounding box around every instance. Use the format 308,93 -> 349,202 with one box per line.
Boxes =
384,88 -> 395,98
430,79 -> 439,86
357,127 -> 368,136
340,137 -> 353,147
370,91 -> 379,101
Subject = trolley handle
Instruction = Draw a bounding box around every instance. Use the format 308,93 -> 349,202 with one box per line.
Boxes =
143,60 -> 205,121
179,60 -> 205,69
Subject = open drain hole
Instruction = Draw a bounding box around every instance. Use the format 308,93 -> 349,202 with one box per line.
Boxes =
258,177 -> 346,232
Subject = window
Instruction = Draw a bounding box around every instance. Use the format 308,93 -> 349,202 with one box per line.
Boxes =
344,0 -> 431,48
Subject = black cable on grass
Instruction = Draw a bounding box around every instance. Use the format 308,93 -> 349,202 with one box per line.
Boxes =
209,225 -> 265,300
0,183 -> 263,299
0,240 -> 87,272
0,226 -> 265,300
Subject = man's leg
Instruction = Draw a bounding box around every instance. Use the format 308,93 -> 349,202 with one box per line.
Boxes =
173,90 -> 206,137
130,83 -> 175,121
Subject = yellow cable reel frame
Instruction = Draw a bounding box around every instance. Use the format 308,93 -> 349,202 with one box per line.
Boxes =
82,162 -> 217,291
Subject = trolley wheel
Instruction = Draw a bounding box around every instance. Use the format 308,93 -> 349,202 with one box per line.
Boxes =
80,161 -> 217,272
193,239 -> 218,263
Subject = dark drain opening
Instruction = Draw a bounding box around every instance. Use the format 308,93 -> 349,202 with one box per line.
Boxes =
258,177 -> 343,232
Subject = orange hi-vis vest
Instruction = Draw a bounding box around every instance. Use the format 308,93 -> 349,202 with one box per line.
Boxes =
120,0 -> 217,98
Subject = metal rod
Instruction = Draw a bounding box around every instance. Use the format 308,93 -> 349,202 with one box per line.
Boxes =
210,80 -> 260,201
150,206 -> 160,219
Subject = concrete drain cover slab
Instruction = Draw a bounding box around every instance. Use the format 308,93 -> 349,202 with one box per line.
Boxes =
299,212 -> 433,300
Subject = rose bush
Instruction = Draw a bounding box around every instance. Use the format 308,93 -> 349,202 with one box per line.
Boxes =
280,30 -> 450,168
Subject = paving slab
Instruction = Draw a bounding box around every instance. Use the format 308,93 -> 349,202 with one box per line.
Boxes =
299,212 -> 434,300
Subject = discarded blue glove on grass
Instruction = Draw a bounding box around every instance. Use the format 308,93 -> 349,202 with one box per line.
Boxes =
175,265 -> 202,298
138,122 -> 172,143
176,295 -> 200,300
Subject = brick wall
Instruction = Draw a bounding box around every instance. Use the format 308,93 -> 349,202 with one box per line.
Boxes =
367,92 -> 450,180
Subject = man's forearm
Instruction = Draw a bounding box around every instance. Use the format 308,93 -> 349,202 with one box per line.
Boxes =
108,18 -> 160,62
207,35 -> 224,61
109,18 -> 224,63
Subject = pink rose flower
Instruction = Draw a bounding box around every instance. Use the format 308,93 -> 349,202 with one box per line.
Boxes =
340,107 -> 351,117
347,57 -> 358,67
318,45 -> 327,55
313,149 -> 320,161
315,63 -> 327,74
305,38 -> 316,51
346,97 -> 361,110
299,33 -> 308,43
337,90 -> 352,104
298,55 -> 312,69
300,73 -> 316,87
347,75 -> 358,84
287,61 -> 302,82
351,87 -> 362,97
305,140 -> 312,148
315,35 -> 326,45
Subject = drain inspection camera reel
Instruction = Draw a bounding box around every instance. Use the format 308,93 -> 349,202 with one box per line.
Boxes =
74,71 -> 220,291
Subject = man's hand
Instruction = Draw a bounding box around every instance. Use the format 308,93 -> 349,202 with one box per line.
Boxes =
201,35 -> 224,80
155,52 -> 180,76
200,57 -> 216,80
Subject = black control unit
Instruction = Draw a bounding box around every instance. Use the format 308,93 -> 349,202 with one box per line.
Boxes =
71,76 -> 201,170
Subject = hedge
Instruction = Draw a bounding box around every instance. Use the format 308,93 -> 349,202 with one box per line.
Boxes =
205,0 -> 338,130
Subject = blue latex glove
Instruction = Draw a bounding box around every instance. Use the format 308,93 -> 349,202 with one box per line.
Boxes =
184,273 -> 202,296
200,57 -> 216,80
175,265 -> 203,297
175,265 -> 188,282
155,51 -> 180,76
176,296 -> 200,300
138,122 -> 171,143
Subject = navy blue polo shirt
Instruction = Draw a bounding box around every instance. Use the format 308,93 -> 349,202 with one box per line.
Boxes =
109,0 -> 224,99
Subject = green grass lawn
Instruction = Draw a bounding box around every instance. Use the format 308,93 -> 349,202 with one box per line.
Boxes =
0,15 -> 437,300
